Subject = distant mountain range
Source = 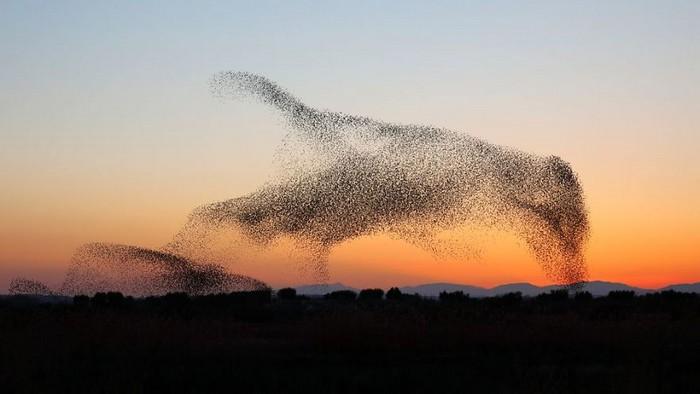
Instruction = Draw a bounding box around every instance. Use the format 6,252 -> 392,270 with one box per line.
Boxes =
293,281 -> 700,297
5,281 -> 700,299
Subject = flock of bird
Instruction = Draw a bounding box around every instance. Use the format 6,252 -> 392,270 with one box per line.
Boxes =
11,72 -> 589,296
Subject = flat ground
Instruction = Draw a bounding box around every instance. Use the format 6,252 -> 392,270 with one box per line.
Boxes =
1,291 -> 699,393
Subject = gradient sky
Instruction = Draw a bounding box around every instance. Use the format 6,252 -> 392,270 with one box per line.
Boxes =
1,1 -> 698,291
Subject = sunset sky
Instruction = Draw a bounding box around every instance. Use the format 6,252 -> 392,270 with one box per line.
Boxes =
1,1 -> 698,291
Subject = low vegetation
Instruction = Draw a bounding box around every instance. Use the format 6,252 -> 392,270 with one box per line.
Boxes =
1,288 -> 700,393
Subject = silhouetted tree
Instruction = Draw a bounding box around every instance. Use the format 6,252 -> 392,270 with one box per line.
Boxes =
574,291 -> 593,302
536,289 -> 569,302
386,287 -> 403,300
91,292 -> 127,308
497,292 -> 523,307
358,288 -> 384,301
162,292 -> 189,311
607,290 -> 635,300
227,290 -> 272,305
439,290 -> 469,303
106,291 -> 125,307
277,287 -> 297,300
324,290 -> 357,302
92,292 -> 108,307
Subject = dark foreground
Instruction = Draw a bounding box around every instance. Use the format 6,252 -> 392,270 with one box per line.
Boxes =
2,289 -> 700,393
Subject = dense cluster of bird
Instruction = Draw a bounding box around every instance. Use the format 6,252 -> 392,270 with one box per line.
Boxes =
9,277 -> 56,296
59,243 -> 268,296
10,71 -> 589,296
169,72 -> 589,285
10,244 -> 267,297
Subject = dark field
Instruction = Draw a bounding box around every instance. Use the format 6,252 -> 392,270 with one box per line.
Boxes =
2,289 -> 700,393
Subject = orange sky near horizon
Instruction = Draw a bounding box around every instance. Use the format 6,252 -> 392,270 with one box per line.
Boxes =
1,159 -> 698,291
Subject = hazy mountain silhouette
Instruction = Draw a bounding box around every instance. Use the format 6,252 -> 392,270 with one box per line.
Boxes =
290,280 -> 700,297
5,281 -> 699,298
661,283 -> 700,293
576,281 -> 651,296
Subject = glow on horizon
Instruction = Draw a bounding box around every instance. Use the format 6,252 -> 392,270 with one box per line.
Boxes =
1,1 -> 698,291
